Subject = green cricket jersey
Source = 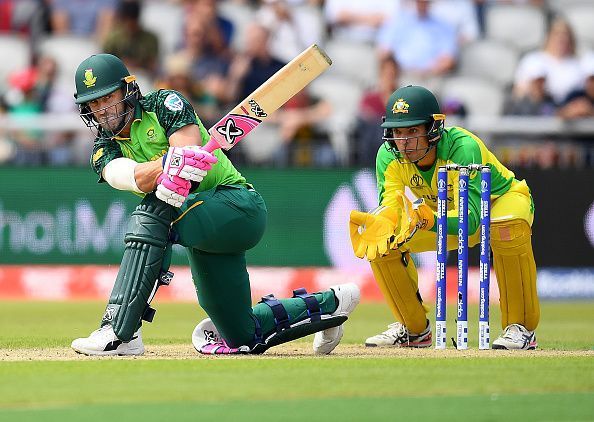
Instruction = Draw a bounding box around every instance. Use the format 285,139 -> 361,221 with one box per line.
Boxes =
376,126 -> 522,235
90,89 -> 246,191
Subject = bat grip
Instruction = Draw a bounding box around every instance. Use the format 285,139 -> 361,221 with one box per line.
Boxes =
203,138 -> 221,153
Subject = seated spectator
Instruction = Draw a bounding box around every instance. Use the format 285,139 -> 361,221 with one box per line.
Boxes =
155,53 -> 221,127
503,60 -> 556,116
185,0 -> 234,54
513,17 -> 584,105
432,0 -> 479,45
51,0 -> 117,42
257,0 -> 324,63
557,54 -> 594,120
168,15 -> 230,107
225,23 -> 286,103
102,0 -> 160,77
0,0 -> 50,41
354,55 -> 400,166
324,0 -> 400,44
377,0 -> 458,78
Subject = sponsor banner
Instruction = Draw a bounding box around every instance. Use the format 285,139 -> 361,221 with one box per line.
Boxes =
0,265 -> 503,303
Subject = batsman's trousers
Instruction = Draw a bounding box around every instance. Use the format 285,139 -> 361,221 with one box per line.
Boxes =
173,184 -> 336,347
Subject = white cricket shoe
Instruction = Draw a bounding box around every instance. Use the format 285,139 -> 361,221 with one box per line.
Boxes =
492,324 -> 537,350
365,321 -> 432,348
313,283 -> 360,355
71,325 -> 144,356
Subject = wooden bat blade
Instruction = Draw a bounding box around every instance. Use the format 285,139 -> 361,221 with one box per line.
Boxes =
203,44 -> 332,152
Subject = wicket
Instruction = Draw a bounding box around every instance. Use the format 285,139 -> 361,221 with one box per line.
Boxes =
435,164 -> 491,350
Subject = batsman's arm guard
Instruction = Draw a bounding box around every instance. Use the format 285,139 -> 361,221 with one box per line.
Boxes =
101,193 -> 177,341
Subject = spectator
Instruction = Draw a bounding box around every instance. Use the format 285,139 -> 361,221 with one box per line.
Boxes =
103,0 -> 160,77
155,53 -> 220,127
324,0 -> 400,44
51,0 -> 117,42
168,15 -> 230,107
432,0 -> 479,45
377,0 -> 458,78
503,60 -> 556,116
513,17 -> 584,105
557,54 -> 594,120
256,0 -> 324,63
0,0 -> 50,42
184,0 -> 234,55
226,23 -> 286,103
354,55 -> 400,166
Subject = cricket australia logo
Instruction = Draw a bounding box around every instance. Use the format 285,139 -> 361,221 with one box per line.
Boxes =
83,69 -> 97,88
216,118 -> 244,145
248,99 -> 267,117
392,98 -> 409,114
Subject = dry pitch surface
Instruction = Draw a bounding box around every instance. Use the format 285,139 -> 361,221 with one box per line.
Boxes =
2,343 -> 592,361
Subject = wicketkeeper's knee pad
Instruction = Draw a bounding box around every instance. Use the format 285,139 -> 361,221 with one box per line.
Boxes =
101,194 -> 177,341
491,219 -> 540,331
370,249 -> 428,334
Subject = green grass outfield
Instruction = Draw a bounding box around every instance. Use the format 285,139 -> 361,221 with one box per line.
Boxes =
1,300 -> 593,421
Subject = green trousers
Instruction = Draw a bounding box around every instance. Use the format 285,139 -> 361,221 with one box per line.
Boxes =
173,184 -> 337,347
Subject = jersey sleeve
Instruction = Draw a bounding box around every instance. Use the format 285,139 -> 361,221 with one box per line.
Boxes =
151,90 -> 199,137
90,138 -> 124,182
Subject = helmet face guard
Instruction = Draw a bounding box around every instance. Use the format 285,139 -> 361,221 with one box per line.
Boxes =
79,77 -> 140,140
383,114 -> 445,164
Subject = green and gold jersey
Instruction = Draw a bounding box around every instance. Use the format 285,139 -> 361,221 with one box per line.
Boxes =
376,126 -> 519,235
90,89 -> 246,192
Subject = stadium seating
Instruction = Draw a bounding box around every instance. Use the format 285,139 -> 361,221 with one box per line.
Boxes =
485,4 -> 546,53
324,39 -> 378,89
563,4 -> 594,50
440,76 -> 504,117
457,40 -> 519,88
140,1 -> 184,60
0,35 -> 30,93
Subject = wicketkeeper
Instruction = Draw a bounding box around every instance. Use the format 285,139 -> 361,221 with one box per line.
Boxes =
70,54 -> 359,356
350,85 -> 539,350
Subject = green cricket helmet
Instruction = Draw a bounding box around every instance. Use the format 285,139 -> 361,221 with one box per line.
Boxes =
381,85 -> 445,163
74,54 -> 140,138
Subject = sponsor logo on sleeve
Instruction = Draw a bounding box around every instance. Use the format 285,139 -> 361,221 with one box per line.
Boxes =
164,93 -> 184,111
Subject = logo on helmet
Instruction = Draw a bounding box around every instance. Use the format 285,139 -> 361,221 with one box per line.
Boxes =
392,98 -> 409,114
83,69 -> 97,88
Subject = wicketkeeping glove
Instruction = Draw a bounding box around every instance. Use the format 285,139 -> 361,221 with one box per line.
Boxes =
155,173 -> 191,208
393,191 -> 435,246
349,206 -> 399,261
162,146 -> 218,183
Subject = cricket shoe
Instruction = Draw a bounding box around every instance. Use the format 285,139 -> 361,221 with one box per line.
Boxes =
492,324 -> 537,350
313,283 -> 360,355
365,321 -> 432,348
192,318 -> 250,355
71,325 -> 144,356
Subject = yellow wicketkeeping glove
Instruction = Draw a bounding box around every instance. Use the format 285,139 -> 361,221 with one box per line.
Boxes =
349,206 -> 399,261
393,191 -> 436,246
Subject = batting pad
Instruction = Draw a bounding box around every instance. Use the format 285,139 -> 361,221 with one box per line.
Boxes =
101,194 -> 176,341
192,315 -> 347,355
491,219 -> 540,331
370,249 -> 428,334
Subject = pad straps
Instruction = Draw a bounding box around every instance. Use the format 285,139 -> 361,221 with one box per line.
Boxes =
260,294 -> 291,333
292,288 -> 321,322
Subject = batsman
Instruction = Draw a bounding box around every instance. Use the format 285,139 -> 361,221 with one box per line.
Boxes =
70,53 -> 359,356
350,85 -> 540,350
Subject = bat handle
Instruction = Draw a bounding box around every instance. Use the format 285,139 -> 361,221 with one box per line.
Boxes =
203,138 -> 221,153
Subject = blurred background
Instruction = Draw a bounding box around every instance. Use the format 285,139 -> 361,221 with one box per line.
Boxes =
0,0 -> 592,303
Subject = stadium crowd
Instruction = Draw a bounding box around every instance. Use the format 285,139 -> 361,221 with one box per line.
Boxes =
0,0 -> 593,168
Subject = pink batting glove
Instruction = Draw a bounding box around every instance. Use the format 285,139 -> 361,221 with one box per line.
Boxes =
163,146 -> 218,182
155,173 -> 191,208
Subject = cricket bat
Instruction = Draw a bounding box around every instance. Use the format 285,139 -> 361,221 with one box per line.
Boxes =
202,44 -> 332,153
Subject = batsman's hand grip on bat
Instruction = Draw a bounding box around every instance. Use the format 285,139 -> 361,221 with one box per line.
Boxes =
162,146 -> 218,183
155,173 -> 191,208
349,206 -> 400,261
393,192 -> 435,247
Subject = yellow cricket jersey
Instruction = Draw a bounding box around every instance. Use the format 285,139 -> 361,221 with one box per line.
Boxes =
376,126 -> 533,235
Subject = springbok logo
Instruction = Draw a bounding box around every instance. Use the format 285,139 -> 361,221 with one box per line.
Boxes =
83,69 -> 97,88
